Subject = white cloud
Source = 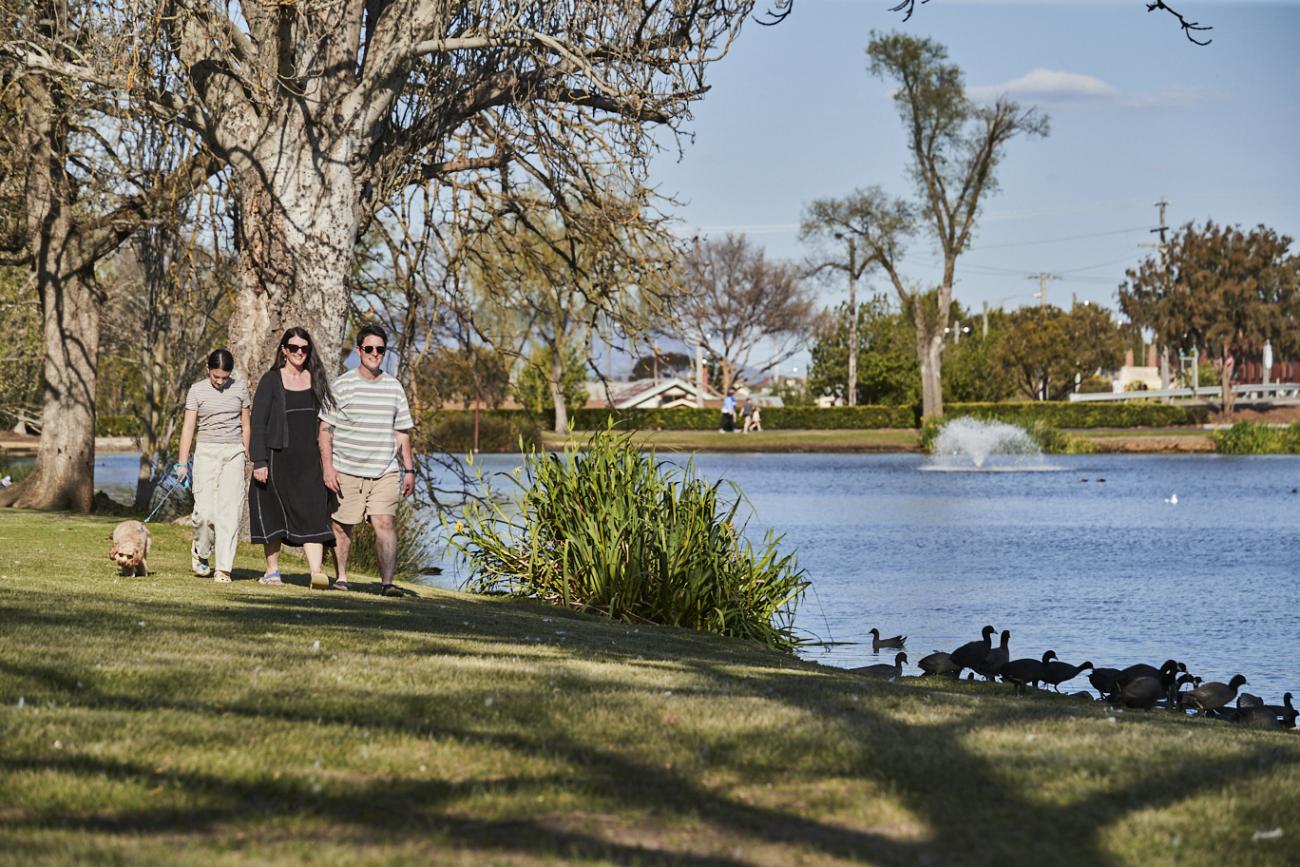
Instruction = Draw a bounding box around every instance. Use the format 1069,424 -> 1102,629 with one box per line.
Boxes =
968,68 -> 1118,103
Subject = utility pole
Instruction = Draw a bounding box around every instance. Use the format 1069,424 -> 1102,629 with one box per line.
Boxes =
1027,273 -> 1060,307
1151,198 -> 1172,392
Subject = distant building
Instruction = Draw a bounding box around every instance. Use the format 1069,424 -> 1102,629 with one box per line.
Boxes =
584,377 -> 718,410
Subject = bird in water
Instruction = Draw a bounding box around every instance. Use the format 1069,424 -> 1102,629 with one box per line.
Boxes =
868,627 -> 907,651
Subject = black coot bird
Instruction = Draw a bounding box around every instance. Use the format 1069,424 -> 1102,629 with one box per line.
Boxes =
1000,650 -> 1055,693
1262,692 -> 1297,727
1116,659 -> 1184,689
868,628 -> 907,651
1183,674 -> 1248,715
974,630 -> 1011,681
950,625 -> 996,677
853,652 -> 907,680
918,651 -> 960,677
1114,675 -> 1166,709
1043,658 -> 1094,693
1089,667 -> 1122,700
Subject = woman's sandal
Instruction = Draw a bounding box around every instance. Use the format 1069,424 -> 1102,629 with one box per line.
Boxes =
258,571 -> 283,586
213,571 -> 232,583
310,572 -> 330,591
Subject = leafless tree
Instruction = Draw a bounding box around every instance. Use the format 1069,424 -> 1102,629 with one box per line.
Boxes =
676,234 -> 817,395
866,31 -> 1048,419
0,0 -> 219,510
2,1 -> 756,379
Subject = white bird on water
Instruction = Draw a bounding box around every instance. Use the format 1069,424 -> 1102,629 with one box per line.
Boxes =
1165,493 -> 1179,505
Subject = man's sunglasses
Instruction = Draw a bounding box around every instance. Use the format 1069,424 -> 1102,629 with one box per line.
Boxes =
283,342 -> 310,354
359,345 -> 387,356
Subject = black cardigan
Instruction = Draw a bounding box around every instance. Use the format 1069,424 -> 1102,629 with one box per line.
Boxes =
249,370 -> 311,470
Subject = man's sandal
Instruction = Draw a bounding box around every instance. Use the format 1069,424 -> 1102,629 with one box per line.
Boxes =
380,583 -> 402,598
258,571 -> 283,586
310,572 -> 330,590
331,580 -> 350,592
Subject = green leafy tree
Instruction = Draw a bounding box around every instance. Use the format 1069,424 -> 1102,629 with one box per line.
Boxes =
410,346 -> 512,411
809,297 -> 919,406
942,308 -> 1015,403
515,345 -> 589,419
1118,221 -> 1300,419
994,303 -> 1125,401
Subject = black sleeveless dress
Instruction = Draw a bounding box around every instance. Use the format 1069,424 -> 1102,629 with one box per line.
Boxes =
248,388 -> 335,546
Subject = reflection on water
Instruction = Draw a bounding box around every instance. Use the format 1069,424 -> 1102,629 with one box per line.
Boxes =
92,450 -> 1300,697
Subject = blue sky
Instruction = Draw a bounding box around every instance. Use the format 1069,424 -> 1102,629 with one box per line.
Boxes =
646,0 -> 1300,373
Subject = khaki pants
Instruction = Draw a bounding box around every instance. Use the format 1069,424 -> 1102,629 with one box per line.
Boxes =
192,442 -> 247,572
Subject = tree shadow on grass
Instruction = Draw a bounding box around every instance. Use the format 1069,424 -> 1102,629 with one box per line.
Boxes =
4,586 -> 1300,864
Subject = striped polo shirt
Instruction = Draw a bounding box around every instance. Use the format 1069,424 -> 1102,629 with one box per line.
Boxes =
319,369 -> 414,479
185,377 -> 250,444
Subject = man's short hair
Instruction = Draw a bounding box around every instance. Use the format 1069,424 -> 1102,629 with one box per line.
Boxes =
356,324 -> 388,346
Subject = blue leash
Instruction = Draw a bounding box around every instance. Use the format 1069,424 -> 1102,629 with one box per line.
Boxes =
143,463 -> 191,523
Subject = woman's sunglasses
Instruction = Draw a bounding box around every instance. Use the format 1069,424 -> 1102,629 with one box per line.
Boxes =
283,342 -> 310,355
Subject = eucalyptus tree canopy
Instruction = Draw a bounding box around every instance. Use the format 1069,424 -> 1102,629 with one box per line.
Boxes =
1118,222 -> 1300,418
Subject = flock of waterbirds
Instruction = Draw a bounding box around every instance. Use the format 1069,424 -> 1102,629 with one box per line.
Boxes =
852,626 -> 1298,730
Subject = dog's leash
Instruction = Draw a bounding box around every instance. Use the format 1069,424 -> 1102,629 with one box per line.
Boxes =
143,464 -> 191,523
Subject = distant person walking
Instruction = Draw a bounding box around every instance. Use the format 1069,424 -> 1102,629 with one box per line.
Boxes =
744,402 -> 763,433
248,327 -> 336,589
320,325 -> 416,597
176,349 -> 250,583
720,390 -> 737,432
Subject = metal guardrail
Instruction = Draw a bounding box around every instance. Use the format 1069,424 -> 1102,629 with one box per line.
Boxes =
1067,383 -> 1300,403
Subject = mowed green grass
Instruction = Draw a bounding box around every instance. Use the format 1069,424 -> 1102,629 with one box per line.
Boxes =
1,511 -> 1298,866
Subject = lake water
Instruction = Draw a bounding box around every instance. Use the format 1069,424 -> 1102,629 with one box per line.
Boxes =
89,451 -> 1300,699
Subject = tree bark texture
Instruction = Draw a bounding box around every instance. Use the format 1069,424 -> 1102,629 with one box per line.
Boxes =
0,70 -> 100,511
229,145 -> 360,379
549,337 -> 568,434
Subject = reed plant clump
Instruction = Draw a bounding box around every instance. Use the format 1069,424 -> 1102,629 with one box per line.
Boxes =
450,427 -> 809,652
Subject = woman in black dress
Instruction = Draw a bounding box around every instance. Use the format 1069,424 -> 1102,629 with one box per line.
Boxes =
248,327 -> 336,589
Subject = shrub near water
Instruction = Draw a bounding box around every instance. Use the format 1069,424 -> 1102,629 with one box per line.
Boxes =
450,427 -> 809,651
1213,421 -> 1300,454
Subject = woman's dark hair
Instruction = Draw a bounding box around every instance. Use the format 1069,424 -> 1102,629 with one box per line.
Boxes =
207,349 -> 235,372
270,326 -> 335,410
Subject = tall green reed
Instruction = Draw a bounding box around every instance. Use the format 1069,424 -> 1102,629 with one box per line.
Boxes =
449,427 -> 809,652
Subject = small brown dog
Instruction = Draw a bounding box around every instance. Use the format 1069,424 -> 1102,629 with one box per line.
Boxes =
108,520 -> 151,576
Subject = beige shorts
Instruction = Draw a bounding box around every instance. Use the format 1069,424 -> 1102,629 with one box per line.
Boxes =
332,471 -> 401,525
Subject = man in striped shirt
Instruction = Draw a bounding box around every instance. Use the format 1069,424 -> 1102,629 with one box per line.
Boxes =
319,324 -> 416,597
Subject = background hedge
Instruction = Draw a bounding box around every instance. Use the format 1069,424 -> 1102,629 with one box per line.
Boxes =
403,401 -> 1210,447
942,401 -> 1210,429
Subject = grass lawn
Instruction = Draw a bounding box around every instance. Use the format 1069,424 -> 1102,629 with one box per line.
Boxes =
2,511 -> 1297,865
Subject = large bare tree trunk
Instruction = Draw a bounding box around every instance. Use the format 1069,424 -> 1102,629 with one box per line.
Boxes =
912,299 -> 946,420
228,145 -> 359,379
0,65 -> 100,511
0,271 -> 101,511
